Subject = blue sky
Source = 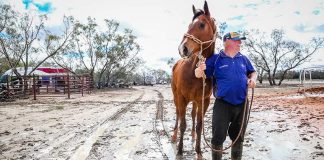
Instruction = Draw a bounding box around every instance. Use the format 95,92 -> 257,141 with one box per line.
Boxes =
4,0 -> 324,71
22,0 -> 53,13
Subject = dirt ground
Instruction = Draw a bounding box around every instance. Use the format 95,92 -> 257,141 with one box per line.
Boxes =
0,85 -> 323,160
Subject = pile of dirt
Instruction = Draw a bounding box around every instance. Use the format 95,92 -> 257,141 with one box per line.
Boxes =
304,87 -> 324,94
297,87 -> 324,94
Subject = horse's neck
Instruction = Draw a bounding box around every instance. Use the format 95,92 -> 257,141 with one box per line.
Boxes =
204,42 -> 215,58
187,44 -> 214,70
187,54 -> 200,70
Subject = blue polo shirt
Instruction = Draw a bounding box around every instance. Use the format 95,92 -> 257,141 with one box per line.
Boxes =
205,50 -> 255,105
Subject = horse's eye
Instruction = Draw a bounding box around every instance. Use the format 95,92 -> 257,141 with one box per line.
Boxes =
199,22 -> 205,29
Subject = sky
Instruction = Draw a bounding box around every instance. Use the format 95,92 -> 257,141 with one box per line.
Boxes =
3,0 -> 324,72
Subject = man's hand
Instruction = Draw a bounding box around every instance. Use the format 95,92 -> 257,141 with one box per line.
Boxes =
247,71 -> 257,88
195,60 -> 206,78
247,78 -> 256,88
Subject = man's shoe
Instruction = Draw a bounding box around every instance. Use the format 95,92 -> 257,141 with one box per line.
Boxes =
211,144 -> 223,160
231,142 -> 243,160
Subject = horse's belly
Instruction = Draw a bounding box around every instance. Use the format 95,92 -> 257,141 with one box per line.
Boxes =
178,81 -> 212,101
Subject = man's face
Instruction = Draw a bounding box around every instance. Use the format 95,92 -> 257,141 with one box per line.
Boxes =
226,39 -> 242,52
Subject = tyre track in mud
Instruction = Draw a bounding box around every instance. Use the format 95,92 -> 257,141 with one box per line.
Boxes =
30,90 -> 144,160
153,89 -> 177,160
85,87 -> 164,160
69,91 -> 145,160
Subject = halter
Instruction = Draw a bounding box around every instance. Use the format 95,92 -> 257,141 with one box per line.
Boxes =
184,33 -> 216,59
183,17 -> 217,59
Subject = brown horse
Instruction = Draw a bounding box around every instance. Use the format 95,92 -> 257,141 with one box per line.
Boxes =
171,1 -> 217,158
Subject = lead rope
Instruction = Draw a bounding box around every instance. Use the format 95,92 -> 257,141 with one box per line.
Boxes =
184,27 -> 254,153
198,56 -> 254,153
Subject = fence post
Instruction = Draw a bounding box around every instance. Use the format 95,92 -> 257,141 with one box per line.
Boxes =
67,74 -> 70,99
81,76 -> 84,97
33,74 -> 36,100
6,76 -> 10,99
24,77 -> 27,97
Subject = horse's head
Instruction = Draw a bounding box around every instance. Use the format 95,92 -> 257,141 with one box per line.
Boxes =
178,1 -> 217,59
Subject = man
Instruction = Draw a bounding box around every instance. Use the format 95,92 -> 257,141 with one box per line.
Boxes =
195,32 -> 257,160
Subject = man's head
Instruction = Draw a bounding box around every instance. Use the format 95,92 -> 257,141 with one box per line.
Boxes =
223,32 -> 246,53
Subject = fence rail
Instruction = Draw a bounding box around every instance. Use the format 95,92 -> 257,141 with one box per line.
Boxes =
0,74 -> 92,101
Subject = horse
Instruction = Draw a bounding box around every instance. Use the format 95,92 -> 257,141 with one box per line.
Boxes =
171,1 -> 217,158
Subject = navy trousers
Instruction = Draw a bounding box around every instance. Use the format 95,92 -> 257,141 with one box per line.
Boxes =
211,98 -> 248,146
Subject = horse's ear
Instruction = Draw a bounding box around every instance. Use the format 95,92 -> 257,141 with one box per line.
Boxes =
204,1 -> 210,16
192,5 -> 197,15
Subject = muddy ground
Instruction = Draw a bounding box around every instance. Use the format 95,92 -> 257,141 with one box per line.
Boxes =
0,85 -> 323,160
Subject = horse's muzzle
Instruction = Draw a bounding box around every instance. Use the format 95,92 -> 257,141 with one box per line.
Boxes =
178,42 -> 192,58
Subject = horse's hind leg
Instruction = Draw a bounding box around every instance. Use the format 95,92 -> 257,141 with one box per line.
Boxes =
191,102 -> 197,141
177,96 -> 188,155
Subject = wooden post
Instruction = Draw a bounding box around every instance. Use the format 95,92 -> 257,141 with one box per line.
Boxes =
6,76 -> 10,99
67,74 -> 70,99
24,77 -> 27,96
33,74 -> 36,100
81,76 -> 84,97
63,76 -> 66,94
310,71 -> 312,88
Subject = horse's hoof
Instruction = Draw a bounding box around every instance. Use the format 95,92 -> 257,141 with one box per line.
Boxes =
177,150 -> 183,156
176,154 -> 183,160
171,135 -> 177,143
191,132 -> 196,141
196,154 -> 203,160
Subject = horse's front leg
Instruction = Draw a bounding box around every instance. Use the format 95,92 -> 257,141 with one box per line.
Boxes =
195,98 -> 210,159
191,102 -> 197,142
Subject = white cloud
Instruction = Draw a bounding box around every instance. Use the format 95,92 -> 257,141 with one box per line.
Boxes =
3,0 -> 324,72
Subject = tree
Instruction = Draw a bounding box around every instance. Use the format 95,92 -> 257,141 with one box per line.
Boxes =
51,17 -> 143,88
69,17 -> 103,80
152,69 -> 170,84
167,57 -> 175,69
244,29 -> 324,85
103,29 -> 142,85
0,4 -> 75,78
95,19 -> 120,85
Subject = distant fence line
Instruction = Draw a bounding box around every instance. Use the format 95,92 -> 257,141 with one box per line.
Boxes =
0,74 -> 93,101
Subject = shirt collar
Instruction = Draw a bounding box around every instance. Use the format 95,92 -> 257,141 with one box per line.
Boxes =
219,49 -> 242,58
